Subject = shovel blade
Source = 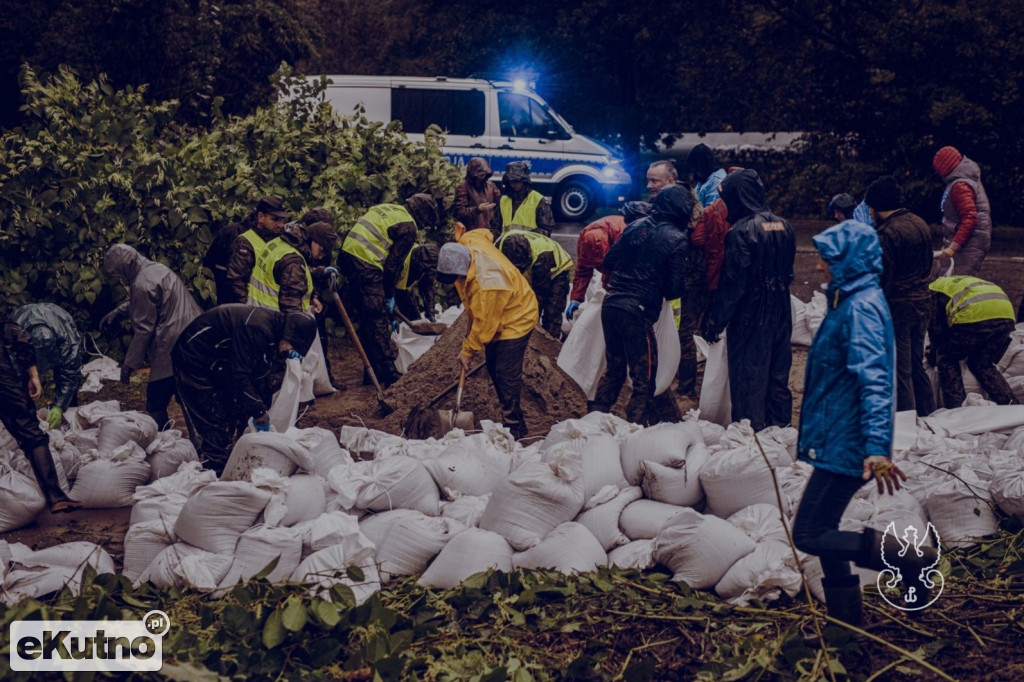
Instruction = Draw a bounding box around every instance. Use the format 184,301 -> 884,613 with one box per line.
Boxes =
438,409 -> 474,434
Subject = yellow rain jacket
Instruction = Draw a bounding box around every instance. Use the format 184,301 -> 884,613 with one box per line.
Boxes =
455,228 -> 539,356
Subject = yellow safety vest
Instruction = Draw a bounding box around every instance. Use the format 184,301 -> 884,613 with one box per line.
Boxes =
496,230 -> 574,278
341,204 -> 413,269
929,276 -> 1014,326
248,238 -> 313,311
238,229 -> 267,253
396,245 -> 424,292
500,191 -> 543,232
670,298 -> 681,330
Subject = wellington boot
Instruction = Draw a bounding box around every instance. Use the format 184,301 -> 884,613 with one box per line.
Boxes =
28,445 -> 82,514
802,576 -> 864,648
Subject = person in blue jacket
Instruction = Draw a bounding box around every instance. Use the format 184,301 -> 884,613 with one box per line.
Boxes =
792,220 -> 933,628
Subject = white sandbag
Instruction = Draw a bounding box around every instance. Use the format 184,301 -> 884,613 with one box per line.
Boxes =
303,330 -> 337,397
95,411 -> 158,453
439,494 -> 490,528
620,421 -> 704,487
579,411 -> 643,443
479,450 -> 586,550
291,543 -> 381,605
699,422 -> 794,518
925,471 -> 1000,547
652,508 -> 756,589
145,429 -> 199,480
338,426 -> 393,459
79,356 -> 122,393
48,429 -> 81,487
557,301 -> 606,400
652,299 -> 680,396
293,511 -> 370,557
129,461 -> 218,526
542,434 -> 626,507
990,457 -> 1024,520
639,446 -> 708,507
359,509 -> 464,580
394,323 -> 438,373
696,333 -> 731,426
727,504 -> 791,545
619,499 -> 690,540
70,400 -> 121,428
280,475 -> 328,526
218,524 -> 304,588
136,543 -> 232,591
292,427 -> 353,477
65,428 -> 99,453
574,486 -> 642,550
805,291 -> 827,335
418,528 -> 514,589
355,456 -> 440,515
715,541 -> 803,605
71,448 -> 152,508
921,405 -> 1024,437
0,459 -> 45,532
221,432 -> 312,481
122,519 -> 176,582
608,539 -> 655,571
269,357 -> 303,433
174,481 -> 272,554
423,434 -> 513,499
691,418 -> 726,448
512,522 -> 607,574
540,418 -> 606,451
790,295 -> 814,346
2,542 -> 115,604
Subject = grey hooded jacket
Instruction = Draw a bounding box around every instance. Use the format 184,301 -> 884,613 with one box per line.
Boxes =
103,244 -> 202,381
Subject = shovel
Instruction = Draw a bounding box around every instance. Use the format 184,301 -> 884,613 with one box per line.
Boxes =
330,290 -> 394,416
439,365 -> 475,433
392,308 -> 445,336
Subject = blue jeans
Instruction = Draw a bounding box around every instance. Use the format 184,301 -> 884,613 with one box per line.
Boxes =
792,467 -> 868,582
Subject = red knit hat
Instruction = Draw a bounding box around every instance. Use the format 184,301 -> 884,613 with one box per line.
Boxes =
932,146 -> 963,178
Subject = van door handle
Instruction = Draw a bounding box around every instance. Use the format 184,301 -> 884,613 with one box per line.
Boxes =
499,145 -> 513,150
538,139 -> 548,144
470,143 -> 485,148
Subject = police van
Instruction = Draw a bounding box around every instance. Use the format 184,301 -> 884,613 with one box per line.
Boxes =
313,75 -> 632,221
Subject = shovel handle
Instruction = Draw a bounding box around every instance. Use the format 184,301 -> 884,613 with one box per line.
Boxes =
455,365 -> 466,412
331,291 -> 387,401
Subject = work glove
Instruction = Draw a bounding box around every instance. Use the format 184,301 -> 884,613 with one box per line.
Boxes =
99,308 -> 123,333
284,350 -> 304,361
324,266 -> 340,285
46,406 -> 63,430
385,297 -> 396,315
252,412 -> 271,432
565,301 -> 581,321
424,309 -> 436,323
119,366 -> 133,385
702,325 -> 721,345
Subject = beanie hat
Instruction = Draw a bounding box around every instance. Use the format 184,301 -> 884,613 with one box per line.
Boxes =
932,146 -> 963,178
863,176 -> 904,212
437,243 -> 472,277
305,221 -> 338,251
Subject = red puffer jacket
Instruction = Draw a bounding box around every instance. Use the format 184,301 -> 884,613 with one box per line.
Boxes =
570,215 -> 626,302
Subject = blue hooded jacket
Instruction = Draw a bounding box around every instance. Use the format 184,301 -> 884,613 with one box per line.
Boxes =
798,220 -> 895,477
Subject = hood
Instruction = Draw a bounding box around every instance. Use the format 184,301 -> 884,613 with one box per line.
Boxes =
650,184 -> 694,227
466,157 -> 492,186
687,144 -> 718,183
102,244 -> 151,282
404,193 -> 441,229
720,169 -> 768,223
620,201 -> 652,224
499,233 -> 532,273
812,219 -> 883,294
944,156 -> 982,186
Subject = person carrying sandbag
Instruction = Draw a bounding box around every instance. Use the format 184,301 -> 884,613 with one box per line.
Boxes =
100,244 -> 202,430
0,316 -> 82,513
171,305 -> 316,474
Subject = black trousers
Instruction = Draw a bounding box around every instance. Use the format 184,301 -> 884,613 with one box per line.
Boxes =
340,253 -> 399,384
892,304 -> 934,416
792,468 -> 868,582
173,372 -> 248,474
593,306 -> 657,425
485,331 -> 531,439
536,273 -> 571,339
726,300 -> 793,430
0,366 -> 48,451
936,319 -> 1017,408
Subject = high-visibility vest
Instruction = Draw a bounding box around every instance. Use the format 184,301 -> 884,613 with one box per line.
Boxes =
496,230 -> 573,278
238,229 -> 267,253
248,238 -> 313,311
341,204 -> 413,269
929,276 -> 1014,326
500,191 -> 543,232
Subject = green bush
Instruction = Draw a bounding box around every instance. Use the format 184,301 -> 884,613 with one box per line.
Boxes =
0,64 -> 462,327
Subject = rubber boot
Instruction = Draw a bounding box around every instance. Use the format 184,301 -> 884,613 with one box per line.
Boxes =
147,410 -> 170,432
803,575 -> 863,648
28,445 -> 82,514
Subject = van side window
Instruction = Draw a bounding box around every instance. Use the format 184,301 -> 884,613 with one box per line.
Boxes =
498,92 -> 565,139
391,88 -> 485,136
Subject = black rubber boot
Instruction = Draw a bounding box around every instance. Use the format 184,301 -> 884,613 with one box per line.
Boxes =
823,575 -> 864,626
28,445 -> 82,513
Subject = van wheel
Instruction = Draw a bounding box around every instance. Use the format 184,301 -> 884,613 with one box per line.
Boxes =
554,179 -> 597,222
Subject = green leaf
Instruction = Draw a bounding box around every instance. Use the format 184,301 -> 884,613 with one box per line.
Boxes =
313,600 -> 341,627
262,609 -> 285,649
282,597 -> 307,632
346,565 -> 365,582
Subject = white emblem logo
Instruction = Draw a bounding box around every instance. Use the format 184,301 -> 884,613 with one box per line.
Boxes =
877,521 -> 943,611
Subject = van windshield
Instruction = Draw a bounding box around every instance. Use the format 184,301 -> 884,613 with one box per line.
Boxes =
498,92 -> 570,139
